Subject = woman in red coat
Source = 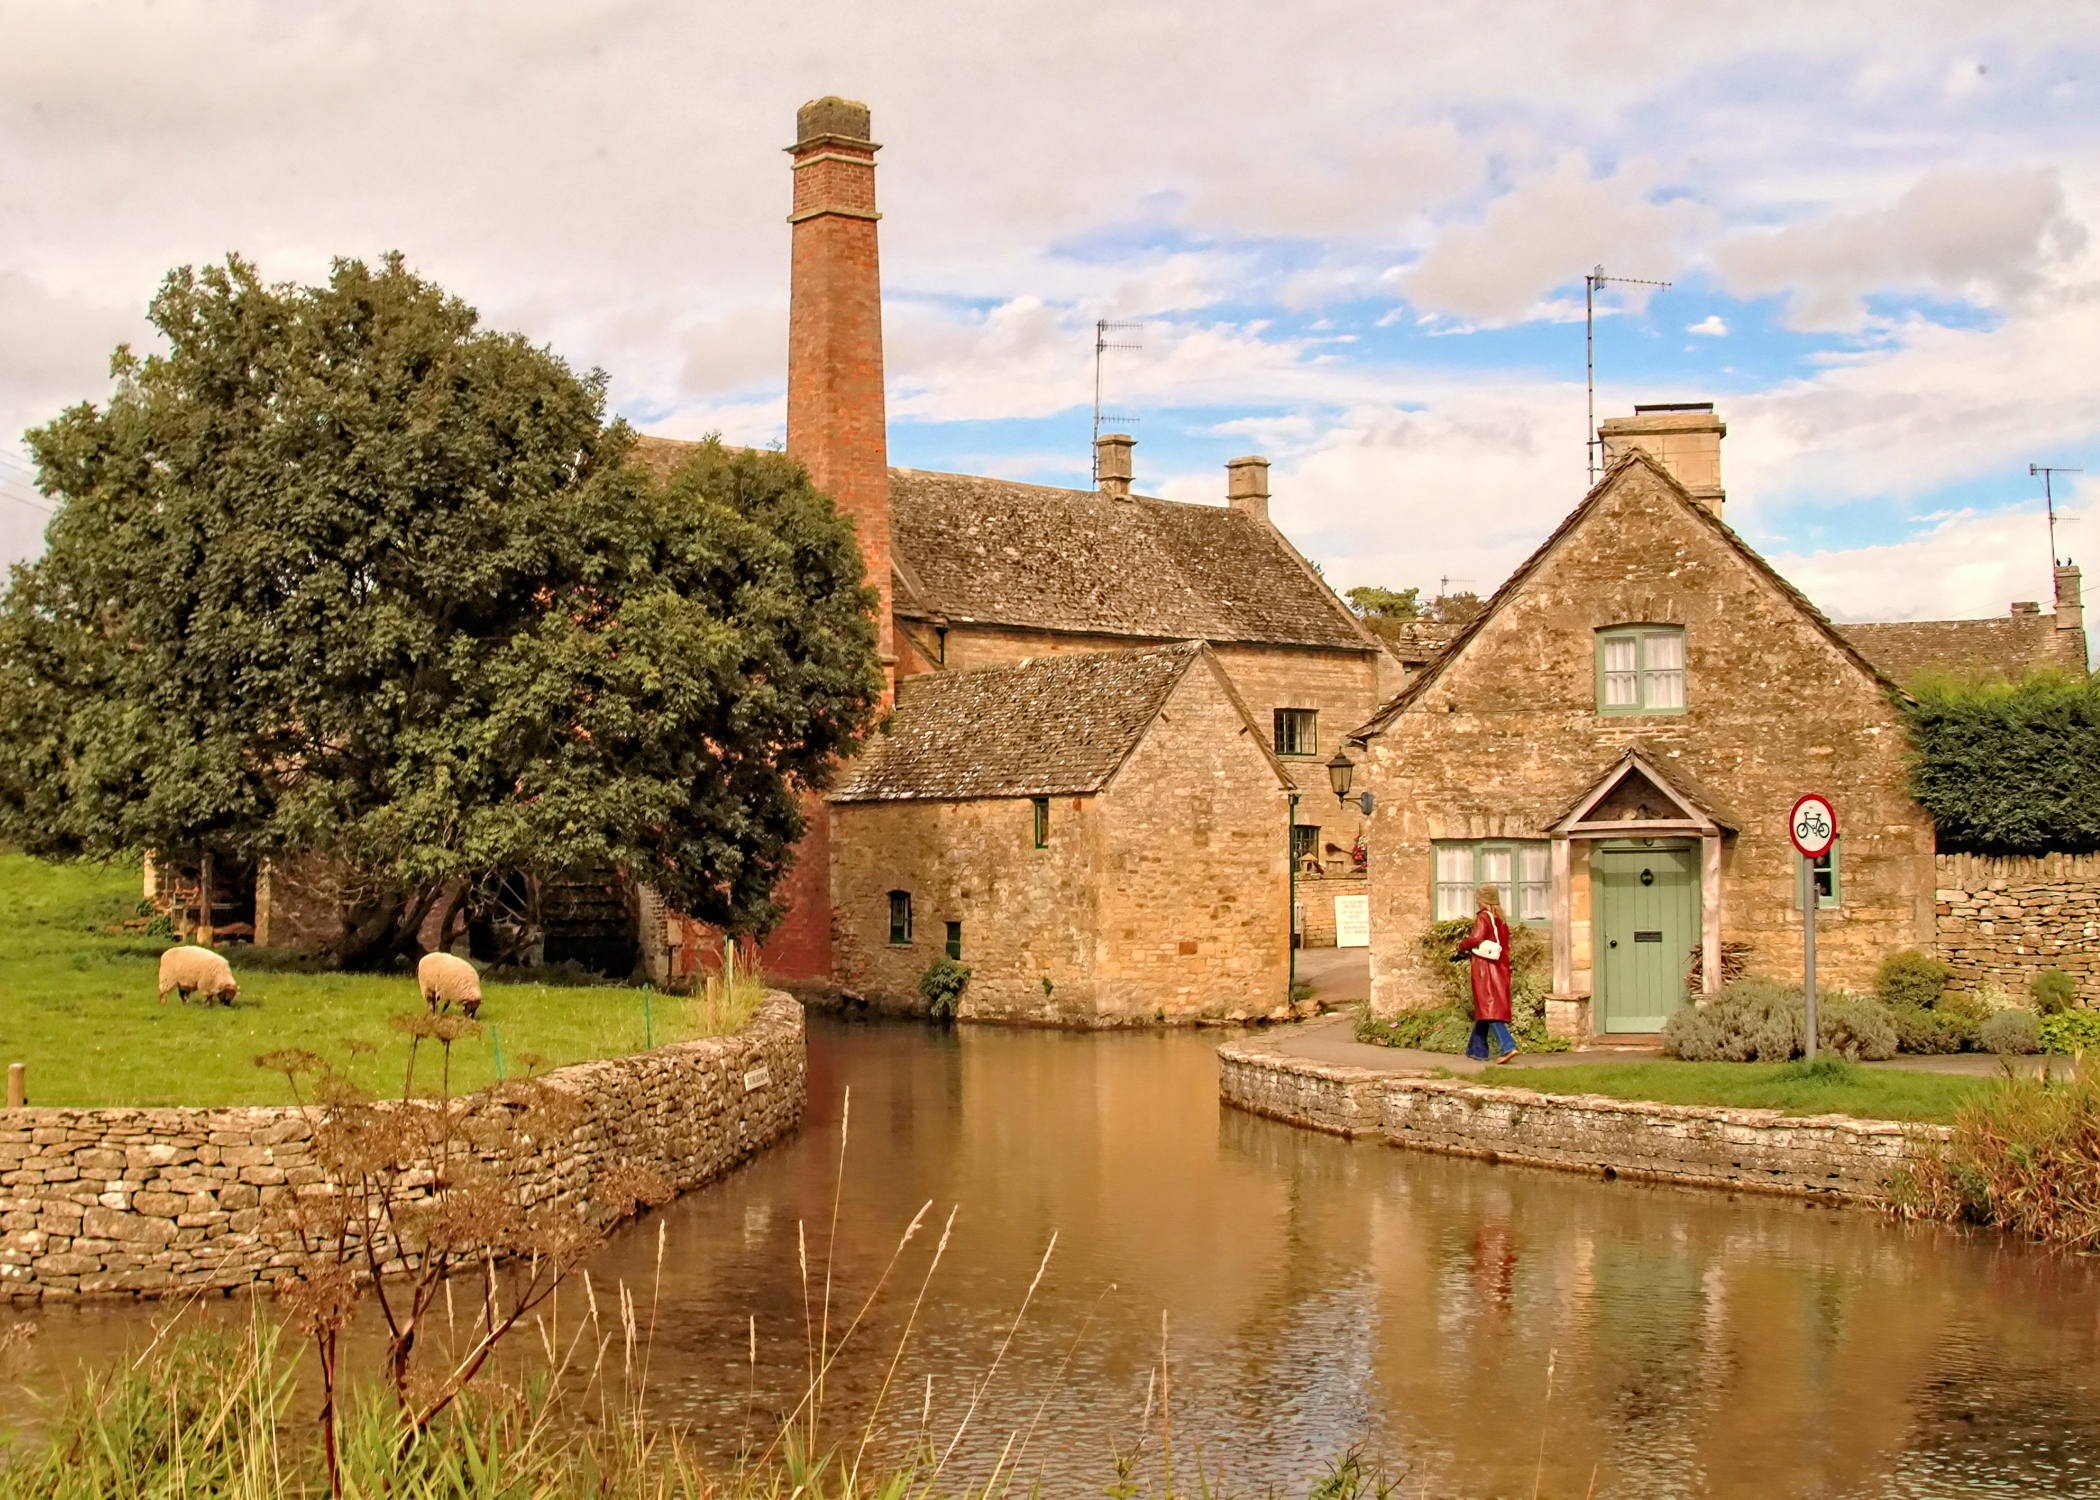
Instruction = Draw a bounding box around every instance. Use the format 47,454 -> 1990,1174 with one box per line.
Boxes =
1455,884 -> 1518,1063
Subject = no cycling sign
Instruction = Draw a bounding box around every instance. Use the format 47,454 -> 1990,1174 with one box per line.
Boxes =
1790,793 -> 1837,859
1789,792 -> 1837,1059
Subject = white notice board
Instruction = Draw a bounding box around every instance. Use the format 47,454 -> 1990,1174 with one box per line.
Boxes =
1334,894 -> 1370,948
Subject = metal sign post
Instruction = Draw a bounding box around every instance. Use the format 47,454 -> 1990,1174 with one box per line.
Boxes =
1789,794 -> 1837,1061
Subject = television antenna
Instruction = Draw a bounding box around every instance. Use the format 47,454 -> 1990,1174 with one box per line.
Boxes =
1586,266 -> 1673,484
2032,464 -> 2083,567
1092,319 -> 1143,481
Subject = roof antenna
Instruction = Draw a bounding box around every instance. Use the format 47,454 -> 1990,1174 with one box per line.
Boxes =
2032,464 -> 2083,568
1092,319 -> 1143,481
1586,266 -> 1673,484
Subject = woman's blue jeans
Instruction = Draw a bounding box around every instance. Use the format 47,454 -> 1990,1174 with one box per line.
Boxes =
1466,1020 -> 1516,1060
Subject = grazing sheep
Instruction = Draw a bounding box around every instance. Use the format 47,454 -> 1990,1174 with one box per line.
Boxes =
157,945 -> 238,1006
418,952 -> 483,1018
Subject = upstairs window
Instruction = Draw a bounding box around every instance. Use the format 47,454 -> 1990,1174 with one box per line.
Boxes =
888,891 -> 912,945
1274,708 -> 1318,757
1598,627 -> 1686,715
1033,797 -> 1050,848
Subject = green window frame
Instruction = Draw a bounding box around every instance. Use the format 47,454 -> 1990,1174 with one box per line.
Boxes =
1597,626 -> 1687,715
1802,841 -> 1840,909
888,890 -> 913,945
1274,708 -> 1318,757
1033,797 -> 1050,848
1432,840 -> 1552,925
1291,824 -> 1321,865
945,920 -> 963,961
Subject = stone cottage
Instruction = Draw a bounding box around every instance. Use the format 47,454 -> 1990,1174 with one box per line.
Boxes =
1351,419 -> 1938,1040
827,641 -> 1293,1022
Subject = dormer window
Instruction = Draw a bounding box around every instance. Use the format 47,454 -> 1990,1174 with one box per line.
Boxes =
1598,627 -> 1686,715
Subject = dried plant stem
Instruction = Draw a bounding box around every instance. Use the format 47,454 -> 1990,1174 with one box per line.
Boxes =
933,1230 -> 1058,1484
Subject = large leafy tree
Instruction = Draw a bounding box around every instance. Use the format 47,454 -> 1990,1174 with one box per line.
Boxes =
0,254 -> 882,962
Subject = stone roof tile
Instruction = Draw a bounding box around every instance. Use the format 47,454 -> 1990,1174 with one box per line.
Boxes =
1838,614 -> 2075,686
832,643 -> 1203,802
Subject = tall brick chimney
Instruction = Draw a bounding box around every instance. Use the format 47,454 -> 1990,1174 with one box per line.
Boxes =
1598,403 -> 1726,520
787,96 -> 892,685
1226,455 -> 1270,523
1095,433 -> 1135,500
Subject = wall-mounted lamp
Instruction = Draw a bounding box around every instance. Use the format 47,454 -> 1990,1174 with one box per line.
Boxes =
1326,748 -> 1376,815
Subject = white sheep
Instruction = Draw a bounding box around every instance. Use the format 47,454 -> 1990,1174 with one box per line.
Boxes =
157,945 -> 238,1006
418,952 -> 483,1018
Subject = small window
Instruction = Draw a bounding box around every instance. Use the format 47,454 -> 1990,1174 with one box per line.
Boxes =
1433,840 -> 1553,924
944,920 -> 962,961
1804,841 -> 1840,909
888,891 -> 912,945
1597,627 -> 1687,715
1033,797 -> 1049,848
1274,708 -> 1318,756
1291,824 -> 1321,864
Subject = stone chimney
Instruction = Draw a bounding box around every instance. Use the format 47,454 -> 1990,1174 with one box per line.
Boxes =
1597,403 -> 1727,520
1226,455 -> 1270,523
2057,561 -> 2084,633
1096,433 -> 1135,500
787,96 -> 891,684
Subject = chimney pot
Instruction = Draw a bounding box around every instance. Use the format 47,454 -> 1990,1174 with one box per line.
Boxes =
1226,455 -> 1270,523
1096,433 -> 1135,500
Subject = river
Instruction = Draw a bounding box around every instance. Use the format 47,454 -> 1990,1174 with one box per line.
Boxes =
13,1016 -> 2100,1496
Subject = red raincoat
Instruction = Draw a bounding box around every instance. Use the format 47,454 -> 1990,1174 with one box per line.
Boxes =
1459,908 -> 1513,1022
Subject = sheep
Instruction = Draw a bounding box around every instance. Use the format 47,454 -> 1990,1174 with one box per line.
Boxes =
158,945 -> 239,1006
418,951 -> 483,1018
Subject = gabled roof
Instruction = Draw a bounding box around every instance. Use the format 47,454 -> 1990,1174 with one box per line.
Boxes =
830,642 -> 1289,803
1350,450 -> 1906,740
1839,613 -> 2081,687
1550,747 -> 1738,837
887,469 -> 1375,650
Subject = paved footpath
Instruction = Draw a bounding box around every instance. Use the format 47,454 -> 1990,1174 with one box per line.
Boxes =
1281,948 -> 2056,1080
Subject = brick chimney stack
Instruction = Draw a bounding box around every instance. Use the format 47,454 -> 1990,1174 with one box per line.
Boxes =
1096,433 -> 1135,500
1226,455 -> 1270,523
1598,403 -> 1727,520
2057,561 -> 2084,634
787,96 -> 892,686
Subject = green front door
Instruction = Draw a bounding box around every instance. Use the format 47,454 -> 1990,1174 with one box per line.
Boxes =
1594,844 -> 1699,1033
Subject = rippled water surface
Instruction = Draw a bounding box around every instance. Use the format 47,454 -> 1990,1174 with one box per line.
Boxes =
16,1017 -> 2100,1497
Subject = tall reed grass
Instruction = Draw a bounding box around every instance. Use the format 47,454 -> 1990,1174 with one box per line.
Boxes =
1896,1054 -> 2100,1249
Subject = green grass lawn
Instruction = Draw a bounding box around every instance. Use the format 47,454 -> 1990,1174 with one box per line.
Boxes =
0,852 -> 754,1107
1471,1058 -> 1992,1123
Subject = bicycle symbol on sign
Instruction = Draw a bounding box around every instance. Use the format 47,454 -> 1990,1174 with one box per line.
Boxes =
1789,793 -> 1837,858
1795,807 -> 1830,842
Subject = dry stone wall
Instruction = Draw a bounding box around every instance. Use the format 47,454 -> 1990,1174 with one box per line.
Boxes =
1218,1035 -> 1942,1203
0,995 -> 806,1303
1935,853 -> 2100,1006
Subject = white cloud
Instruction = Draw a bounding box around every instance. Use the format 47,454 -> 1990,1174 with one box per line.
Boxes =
1768,508 -> 2061,622
1687,315 -> 1729,336
1712,167 -> 2086,330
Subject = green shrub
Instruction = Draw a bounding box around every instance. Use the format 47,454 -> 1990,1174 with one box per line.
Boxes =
1889,1003 -> 1979,1055
1663,978 -> 1897,1062
2032,969 -> 2079,1015
1903,671 -> 2100,854
918,957 -> 970,1021
1381,915 -> 1567,1053
1875,948 -> 1951,1010
1898,1055 -> 2100,1249
1981,1007 -> 2041,1055
2039,1008 -> 2100,1054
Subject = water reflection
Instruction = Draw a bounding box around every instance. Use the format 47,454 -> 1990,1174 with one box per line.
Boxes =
10,1016 -> 2100,1497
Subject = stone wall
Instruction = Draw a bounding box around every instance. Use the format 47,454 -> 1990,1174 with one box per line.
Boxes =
1218,1035 -> 1943,1203
1295,870 -> 1369,948
0,996 -> 806,1302
1936,852 -> 2100,1005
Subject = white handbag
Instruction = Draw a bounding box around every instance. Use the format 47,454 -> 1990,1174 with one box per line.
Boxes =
1473,918 -> 1505,962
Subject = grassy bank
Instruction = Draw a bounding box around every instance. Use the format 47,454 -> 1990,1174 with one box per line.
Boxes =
1899,1056 -> 2100,1249
1475,1058 -> 1991,1123
0,853 -> 753,1107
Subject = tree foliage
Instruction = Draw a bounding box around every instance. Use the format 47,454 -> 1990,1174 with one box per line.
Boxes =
1343,584 -> 1483,644
0,254 -> 883,962
1902,671 -> 2100,855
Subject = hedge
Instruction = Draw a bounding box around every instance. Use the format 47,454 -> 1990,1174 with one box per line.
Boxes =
1903,673 -> 2100,855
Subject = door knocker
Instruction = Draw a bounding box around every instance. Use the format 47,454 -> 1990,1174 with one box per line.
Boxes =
1640,867 -> 1655,886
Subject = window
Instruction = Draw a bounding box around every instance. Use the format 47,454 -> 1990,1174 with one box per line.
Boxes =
944,920 -> 963,960
1291,824 -> 1321,865
1274,708 -> 1318,756
1598,627 -> 1686,715
888,891 -> 912,945
1033,797 -> 1049,848
1433,841 -> 1552,924
1803,841 -> 1840,909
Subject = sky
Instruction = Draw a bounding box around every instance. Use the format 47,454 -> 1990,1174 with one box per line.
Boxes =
3,1 -> 2099,623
